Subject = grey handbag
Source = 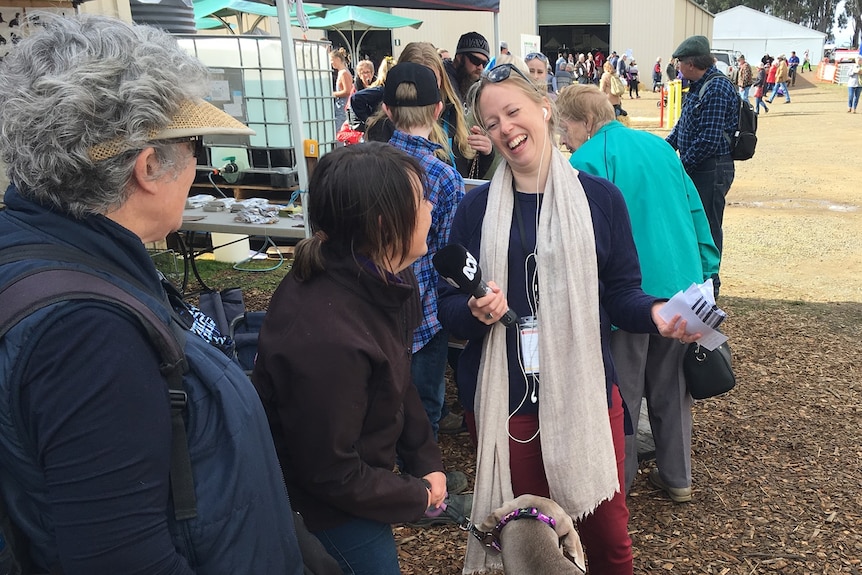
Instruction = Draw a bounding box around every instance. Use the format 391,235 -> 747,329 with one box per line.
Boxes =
684,342 -> 736,399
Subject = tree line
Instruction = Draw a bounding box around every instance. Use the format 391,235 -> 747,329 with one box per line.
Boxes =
692,0 -> 861,45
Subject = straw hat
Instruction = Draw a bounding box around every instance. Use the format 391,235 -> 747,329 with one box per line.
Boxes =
89,99 -> 254,162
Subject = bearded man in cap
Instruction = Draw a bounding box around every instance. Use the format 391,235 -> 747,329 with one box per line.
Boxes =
445,31 -> 490,106
665,34 -> 738,299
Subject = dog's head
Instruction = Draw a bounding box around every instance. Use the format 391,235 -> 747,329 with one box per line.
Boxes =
478,494 -> 586,572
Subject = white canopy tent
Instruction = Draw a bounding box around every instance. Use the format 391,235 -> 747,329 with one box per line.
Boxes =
713,6 -> 826,64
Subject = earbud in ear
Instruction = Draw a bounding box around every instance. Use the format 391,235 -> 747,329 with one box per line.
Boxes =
543,108 -> 548,119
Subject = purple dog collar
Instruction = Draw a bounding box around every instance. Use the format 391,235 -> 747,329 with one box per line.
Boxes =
486,506 -> 557,553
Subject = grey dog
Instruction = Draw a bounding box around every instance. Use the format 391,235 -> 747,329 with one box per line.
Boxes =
478,494 -> 586,574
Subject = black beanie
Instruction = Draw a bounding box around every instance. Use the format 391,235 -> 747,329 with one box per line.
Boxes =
456,32 -> 490,60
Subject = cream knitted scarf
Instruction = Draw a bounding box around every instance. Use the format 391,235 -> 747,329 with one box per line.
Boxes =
463,147 -> 619,573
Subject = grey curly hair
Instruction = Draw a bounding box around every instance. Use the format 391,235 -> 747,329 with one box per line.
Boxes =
0,14 -> 210,218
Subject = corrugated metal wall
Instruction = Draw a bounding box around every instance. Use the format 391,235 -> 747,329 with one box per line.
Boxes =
610,0 -> 674,68
674,0 -> 712,46
609,0 -> 712,71
539,0 -> 609,26
392,0 -> 534,60
390,7 -> 494,59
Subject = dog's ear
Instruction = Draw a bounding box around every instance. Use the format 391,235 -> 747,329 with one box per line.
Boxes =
554,513 -> 586,572
515,495 -> 586,572
478,505 -> 509,532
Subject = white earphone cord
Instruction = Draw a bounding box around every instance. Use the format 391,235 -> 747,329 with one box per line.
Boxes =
505,106 -> 549,445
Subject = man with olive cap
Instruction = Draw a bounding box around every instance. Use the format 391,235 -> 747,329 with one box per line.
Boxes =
665,34 -> 738,299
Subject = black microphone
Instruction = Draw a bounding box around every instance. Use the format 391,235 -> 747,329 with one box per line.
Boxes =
433,244 -> 520,327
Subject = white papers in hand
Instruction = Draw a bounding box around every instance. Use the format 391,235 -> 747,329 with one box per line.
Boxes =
657,278 -> 728,351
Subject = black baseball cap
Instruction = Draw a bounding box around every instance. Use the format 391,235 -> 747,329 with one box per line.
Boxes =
383,63 -> 441,107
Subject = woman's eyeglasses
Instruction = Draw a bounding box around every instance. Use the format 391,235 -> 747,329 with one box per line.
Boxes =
155,136 -> 204,160
486,64 -> 538,91
525,52 -> 548,63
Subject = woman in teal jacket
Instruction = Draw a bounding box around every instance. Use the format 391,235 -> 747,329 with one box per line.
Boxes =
557,84 -> 720,503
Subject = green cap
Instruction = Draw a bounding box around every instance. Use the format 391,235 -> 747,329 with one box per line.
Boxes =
672,35 -> 711,59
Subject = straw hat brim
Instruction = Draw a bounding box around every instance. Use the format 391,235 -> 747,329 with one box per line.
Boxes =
89,99 -> 254,162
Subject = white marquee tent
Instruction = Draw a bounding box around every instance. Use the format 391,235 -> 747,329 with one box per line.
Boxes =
713,5 -> 826,63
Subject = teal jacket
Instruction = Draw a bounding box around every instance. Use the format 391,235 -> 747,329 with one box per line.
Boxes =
569,120 -> 719,297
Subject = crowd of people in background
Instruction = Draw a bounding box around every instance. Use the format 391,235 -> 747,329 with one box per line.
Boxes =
334,39 -> 824,141
332,36 -> 836,135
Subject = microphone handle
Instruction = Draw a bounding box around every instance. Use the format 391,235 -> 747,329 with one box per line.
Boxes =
472,281 -> 520,327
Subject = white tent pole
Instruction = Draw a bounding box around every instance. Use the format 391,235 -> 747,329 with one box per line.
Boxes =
275,0 -> 311,237
493,11 -> 499,60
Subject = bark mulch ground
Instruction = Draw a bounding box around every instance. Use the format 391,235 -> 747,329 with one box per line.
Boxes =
387,296 -> 862,574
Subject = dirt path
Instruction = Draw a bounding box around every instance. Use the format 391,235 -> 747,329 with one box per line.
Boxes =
626,73 -> 862,303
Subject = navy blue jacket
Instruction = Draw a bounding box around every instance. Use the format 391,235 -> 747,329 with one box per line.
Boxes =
0,186 -> 303,575
437,175 -> 659,418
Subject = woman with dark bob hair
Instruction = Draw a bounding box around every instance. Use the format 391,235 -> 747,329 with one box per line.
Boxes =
0,13 -> 304,574
252,142 -> 446,575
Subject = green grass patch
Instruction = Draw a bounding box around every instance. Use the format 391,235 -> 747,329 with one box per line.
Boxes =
155,254 -> 292,296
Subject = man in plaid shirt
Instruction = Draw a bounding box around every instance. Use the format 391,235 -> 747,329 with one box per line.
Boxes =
736,54 -> 753,103
667,35 -> 738,296
383,63 -> 466,445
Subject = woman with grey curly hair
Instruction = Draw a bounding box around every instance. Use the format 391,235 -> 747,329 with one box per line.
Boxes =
0,13 -> 217,221
0,14 -> 312,575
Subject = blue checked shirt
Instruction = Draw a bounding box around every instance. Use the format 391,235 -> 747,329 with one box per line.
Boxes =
388,129 -> 465,353
667,66 -> 739,169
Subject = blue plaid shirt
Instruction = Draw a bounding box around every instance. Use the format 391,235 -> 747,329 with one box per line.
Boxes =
388,129 -> 465,352
667,66 -> 739,169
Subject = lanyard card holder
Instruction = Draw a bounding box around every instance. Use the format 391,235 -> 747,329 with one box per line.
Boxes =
519,316 -> 539,375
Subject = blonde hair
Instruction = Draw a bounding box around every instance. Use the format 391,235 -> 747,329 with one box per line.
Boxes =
399,42 -> 475,161
386,83 -> 440,131
372,56 -> 395,87
555,84 -> 615,128
471,66 -> 555,135
495,53 -> 529,75
330,47 -> 349,65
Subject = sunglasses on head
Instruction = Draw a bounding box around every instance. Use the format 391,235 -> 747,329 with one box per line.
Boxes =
486,63 -> 539,91
465,52 -> 489,67
525,52 -> 548,63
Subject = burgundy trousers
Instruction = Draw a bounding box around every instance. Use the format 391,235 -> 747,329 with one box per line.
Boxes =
466,384 -> 633,575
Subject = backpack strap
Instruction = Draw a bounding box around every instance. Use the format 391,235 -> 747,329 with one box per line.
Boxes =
696,73 -> 736,148
0,253 -> 198,522
0,244 -> 149,293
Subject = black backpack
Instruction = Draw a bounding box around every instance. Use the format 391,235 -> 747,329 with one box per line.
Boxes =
0,246 -> 340,575
698,74 -> 758,161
